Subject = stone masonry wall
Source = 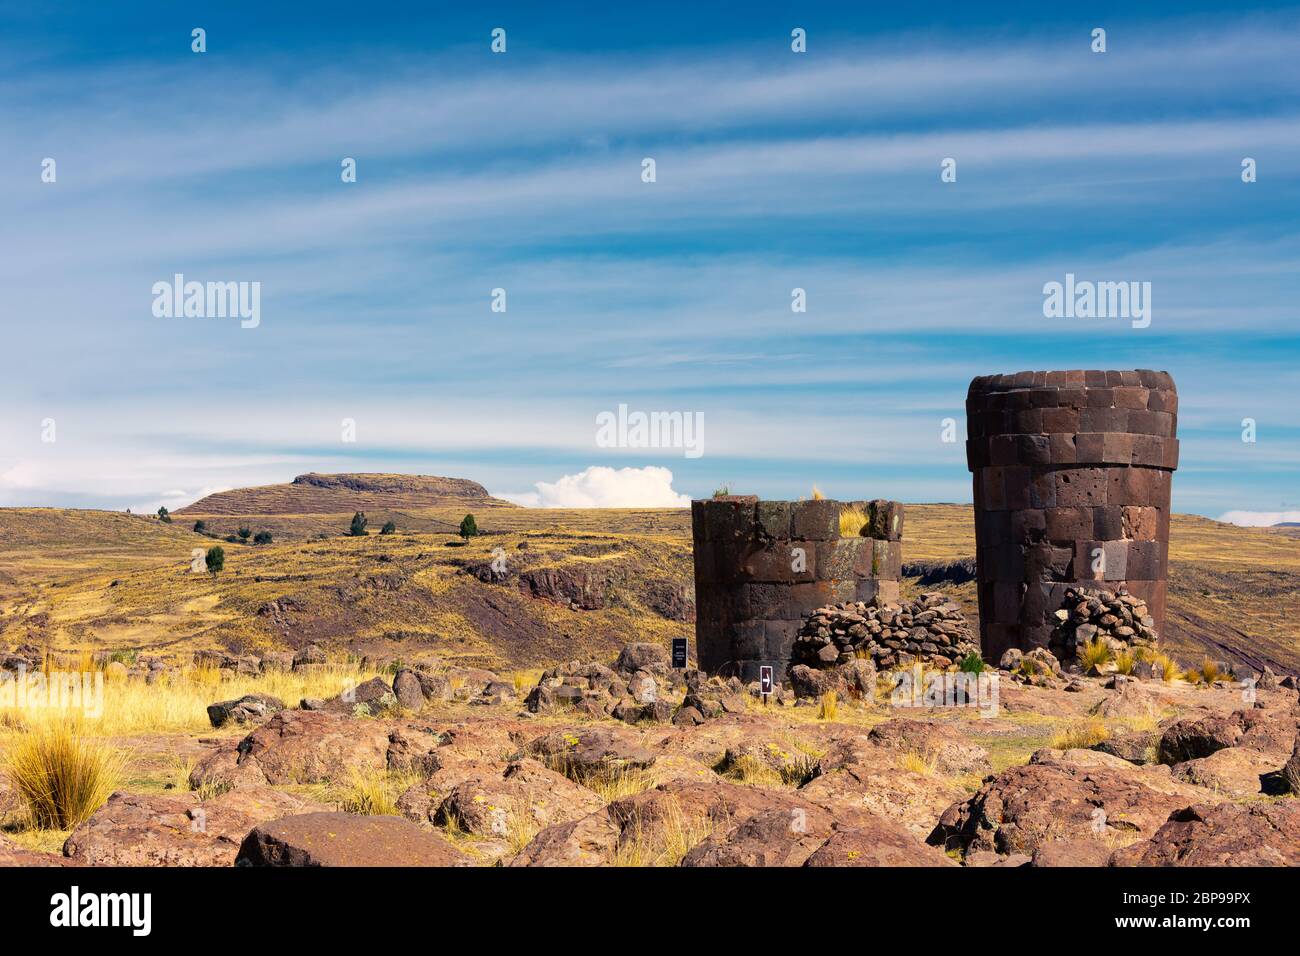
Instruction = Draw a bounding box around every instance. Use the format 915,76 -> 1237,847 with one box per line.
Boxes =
691,496 -> 903,681
965,369 -> 1178,661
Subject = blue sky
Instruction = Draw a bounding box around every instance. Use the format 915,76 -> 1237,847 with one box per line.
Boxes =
2,1 -> 1299,521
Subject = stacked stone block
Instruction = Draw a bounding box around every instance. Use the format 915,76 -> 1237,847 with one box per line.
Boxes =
966,369 -> 1178,661
691,496 -> 903,681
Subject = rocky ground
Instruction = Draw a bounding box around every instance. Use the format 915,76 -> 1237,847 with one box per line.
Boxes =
2,638 -> 1297,868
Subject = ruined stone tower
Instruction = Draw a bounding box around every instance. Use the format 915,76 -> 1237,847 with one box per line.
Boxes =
691,496 -> 903,680
965,370 -> 1178,661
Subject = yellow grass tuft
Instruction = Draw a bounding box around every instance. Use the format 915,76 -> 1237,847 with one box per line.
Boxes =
817,691 -> 838,721
1050,717 -> 1110,750
1145,650 -> 1180,682
811,485 -> 825,500
5,721 -> 127,829
1113,648 -> 1136,675
838,505 -> 868,538
1078,637 -> 1113,670
613,797 -> 716,867
340,769 -> 415,816
898,749 -> 938,776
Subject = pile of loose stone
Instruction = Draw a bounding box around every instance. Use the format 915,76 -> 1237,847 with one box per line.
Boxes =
792,592 -> 981,671
1049,586 -> 1158,663
525,642 -> 745,727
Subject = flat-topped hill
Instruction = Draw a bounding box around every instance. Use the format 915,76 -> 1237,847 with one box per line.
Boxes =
177,472 -> 517,516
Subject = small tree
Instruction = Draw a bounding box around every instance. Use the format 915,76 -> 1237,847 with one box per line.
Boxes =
237,526 -> 251,542
349,511 -> 368,537
380,521 -> 396,535
205,546 -> 224,576
157,506 -> 171,523
459,513 -> 478,541
192,520 -> 207,534
253,531 -> 273,545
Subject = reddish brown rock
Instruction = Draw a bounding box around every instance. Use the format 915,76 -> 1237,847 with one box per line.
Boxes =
1110,802 -> 1300,867
190,710 -> 391,787
0,835 -> 68,867
64,787 -> 328,866
434,759 -> 605,836
928,752 -> 1208,858
236,812 -> 467,866
804,822 -> 956,867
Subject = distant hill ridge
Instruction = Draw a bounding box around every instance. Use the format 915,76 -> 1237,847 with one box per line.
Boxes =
177,472 -> 516,515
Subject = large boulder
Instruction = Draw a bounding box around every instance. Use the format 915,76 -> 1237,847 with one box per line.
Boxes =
928,751 -> 1210,860
524,726 -> 656,778
391,669 -> 426,710
615,643 -> 668,674
1170,746 -> 1285,798
206,693 -> 285,729
804,820 -> 956,867
510,778 -> 814,867
434,759 -> 606,836
680,804 -> 844,868
1286,733 -> 1300,795
1111,802 -> 1300,867
237,812 -> 468,866
189,710 -> 391,788
0,835 -> 67,867
1157,709 -> 1295,765
64,787 -> 328,866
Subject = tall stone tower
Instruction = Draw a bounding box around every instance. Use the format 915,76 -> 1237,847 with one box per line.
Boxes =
691,496 -> 903,680
965,370 -> 1178,660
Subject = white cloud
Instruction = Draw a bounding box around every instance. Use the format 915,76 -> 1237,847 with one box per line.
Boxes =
500,466 -> 690,508
1217,510 -> 1300,527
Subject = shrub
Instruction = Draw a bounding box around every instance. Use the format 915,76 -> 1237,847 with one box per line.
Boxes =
817,691 -> 838,721
1078,637 -> 1113,670
838,505 -> 868,537
349,512 -> 368,537
1147,650 -> 1180,682
5,723 -> 125,830
458,514 -> 478,540
253,531 -> 272,545
236,527 -> 251,542
380,521 -> 396,535
156,506 -> 171,523
205,545 -> 224,575
192,520 -> 207,533
341,770 -> 412,816
1050,717 -> 1111,751
958,652 -> 986,674
711,484 -> 731,498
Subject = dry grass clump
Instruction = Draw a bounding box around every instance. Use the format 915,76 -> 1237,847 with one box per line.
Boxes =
4,721 -> 126,830
340,769 -> 415,816
898,749 -> 939,776
838,505 -> 868,538
1113,648 -> 1136,675
817,691 -> 838,721
1193,659 -> 1222,685
612,798 -> 716,867
0,661 -> 381,737
1143,650 -> 1181,682
1078,638 -> 1113,671
1050,717 -> 1111,750
540,753 -> 654,803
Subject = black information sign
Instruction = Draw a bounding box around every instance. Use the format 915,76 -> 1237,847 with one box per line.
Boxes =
671,637 -> 688,668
